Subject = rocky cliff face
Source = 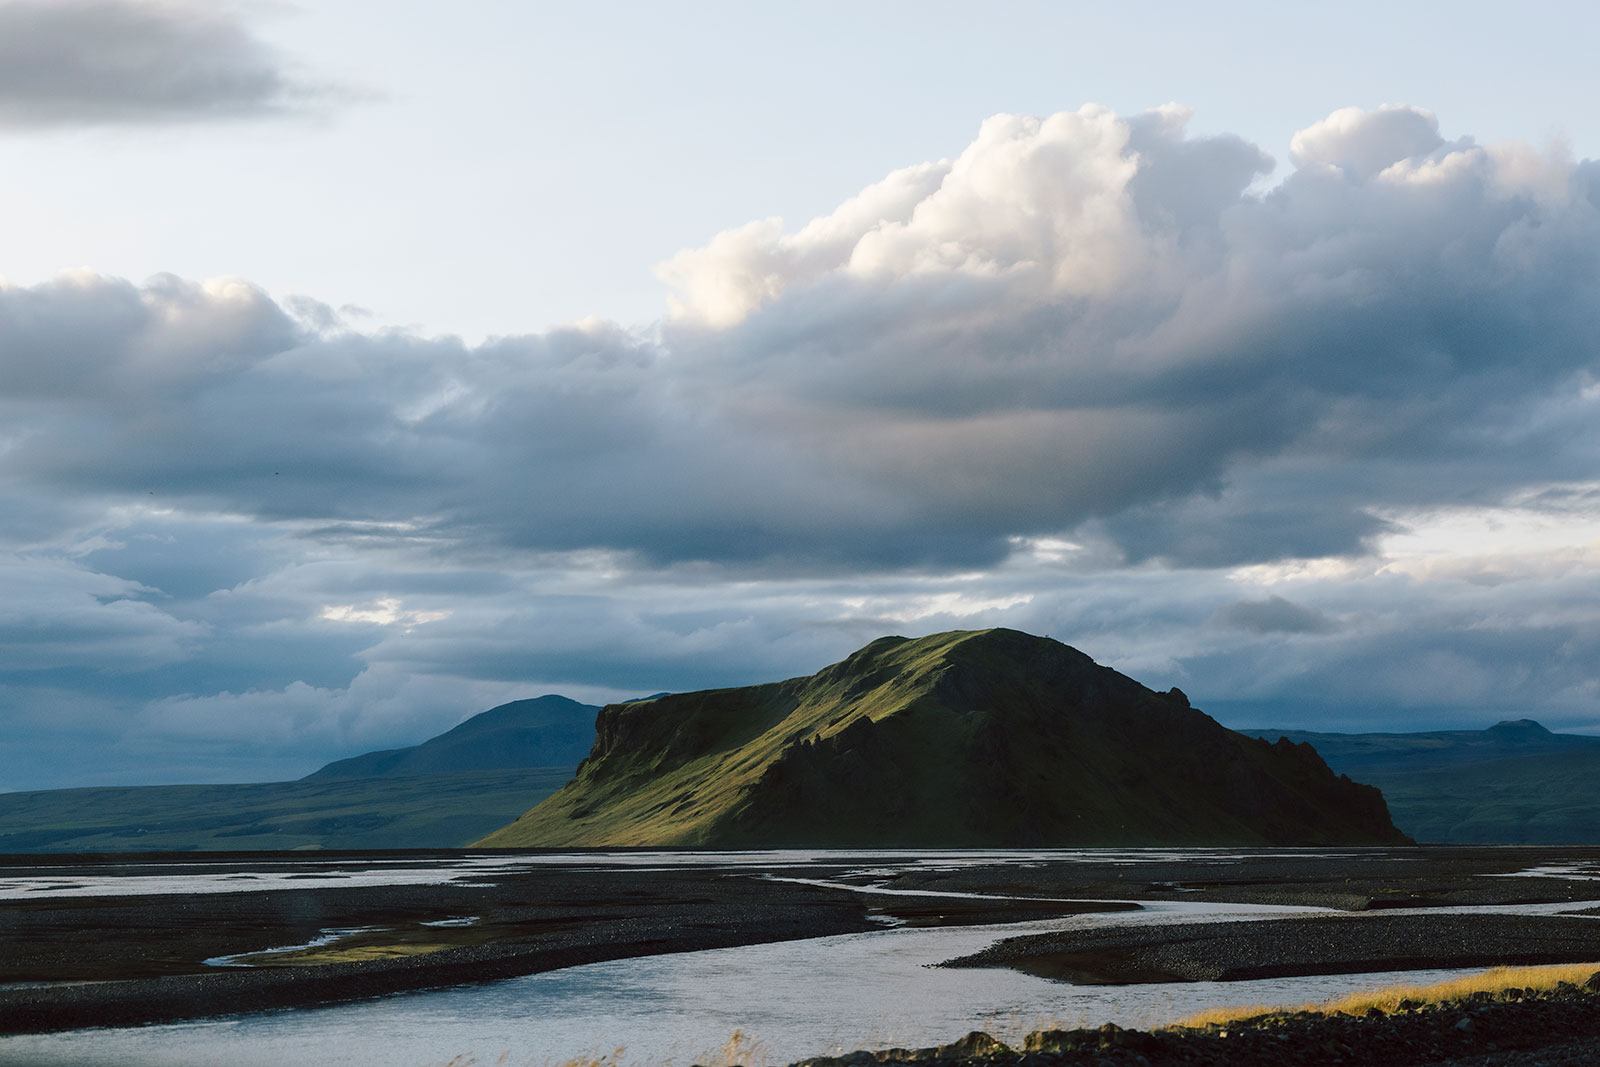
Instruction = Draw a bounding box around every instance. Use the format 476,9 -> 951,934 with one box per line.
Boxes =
478,629 -> 1410,847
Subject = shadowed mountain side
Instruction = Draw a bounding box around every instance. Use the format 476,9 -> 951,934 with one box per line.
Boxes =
1240,722 -> 1600,844
478,629 -> 1410,848
0,769 -> 575,853
304,695 -> 599,779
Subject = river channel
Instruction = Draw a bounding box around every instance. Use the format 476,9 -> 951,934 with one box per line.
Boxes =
4,849 -> 1597,1067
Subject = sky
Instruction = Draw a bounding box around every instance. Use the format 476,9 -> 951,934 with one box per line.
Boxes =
5,0 -> 1600,791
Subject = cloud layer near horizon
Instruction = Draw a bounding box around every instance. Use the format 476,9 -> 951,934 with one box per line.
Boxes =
6,103 -> 1600,788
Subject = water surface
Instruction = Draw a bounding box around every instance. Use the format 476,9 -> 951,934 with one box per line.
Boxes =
6,849 -> 1596,1066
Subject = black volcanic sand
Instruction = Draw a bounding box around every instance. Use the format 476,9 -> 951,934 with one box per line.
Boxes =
942,913 -> 1600,983
796,982 -> 1600,1066
5,846 -> 1600,1039
0,851 -> 1123,1034
858,846 -> 1600,911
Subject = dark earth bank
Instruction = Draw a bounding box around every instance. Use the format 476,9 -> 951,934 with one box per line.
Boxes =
794,978 -> 1600,1066
4,846 -> 1600,1040
943,913 -> 1600,984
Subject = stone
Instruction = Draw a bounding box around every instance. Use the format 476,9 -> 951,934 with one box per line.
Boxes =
1024,1028 -> 1090,1052
935,1031 -> 1009,1059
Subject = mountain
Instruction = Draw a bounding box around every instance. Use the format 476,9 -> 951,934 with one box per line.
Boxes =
1239,721 -> 1600,844
1239,719 -> 1600,777
478,629 -> 1410,848
0,696 -> 599,852
0,769 -> 576,853
304,695 -> 598,779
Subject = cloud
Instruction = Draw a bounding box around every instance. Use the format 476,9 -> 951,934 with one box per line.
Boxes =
320,598 -> 452,627
6,105 -> 1600,579
0,271 -> 298,399
658,103 -> 1600,566
8,102 -> 1600,786
657,106 -> 1226,328
5,103 -> 1600,579
0,553 -> 207,671
1288,105 -> 1450,179
0,0 -> 340,128
1214,595 -> 1339,635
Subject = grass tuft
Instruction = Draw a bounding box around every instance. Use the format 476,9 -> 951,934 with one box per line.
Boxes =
696,1028 -> 772,1067
1168,961 -> 1600,1030
242,941 -> 455,966
550,1049 -> 629,1067
436,1034 -> 772,1067
436,1045 -> 628,1067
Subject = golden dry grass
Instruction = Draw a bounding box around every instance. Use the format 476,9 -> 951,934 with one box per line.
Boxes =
238,941 -> 454,966
697,1028 -> 773,1067
435,1031 -> 774,1067
438,1047 -> 628,1067
1168,961 -> 1600,1030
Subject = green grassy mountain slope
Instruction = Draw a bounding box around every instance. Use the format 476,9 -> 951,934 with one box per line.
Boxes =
1239,722 -> 1600,844
1,696 -> 600,852
304,695 -> 597,779
479,629 -> 1409,848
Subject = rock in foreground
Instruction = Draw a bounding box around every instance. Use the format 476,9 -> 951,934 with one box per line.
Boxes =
795,977 -> 1600,1066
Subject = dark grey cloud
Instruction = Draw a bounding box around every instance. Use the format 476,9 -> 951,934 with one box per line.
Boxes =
0,0 -> 337,127
1214,595 -> 1339,635
1196,606 -> 1600,735
0,554 -> 205,671
6,106 -> 1600,577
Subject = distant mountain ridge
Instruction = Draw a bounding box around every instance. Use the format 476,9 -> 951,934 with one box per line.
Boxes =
1,695 -> 599,852
1240,719 -> 1600,776
1240,720 -> 1600,844
480,629 -> 1410,848
305,695 -> 598,779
